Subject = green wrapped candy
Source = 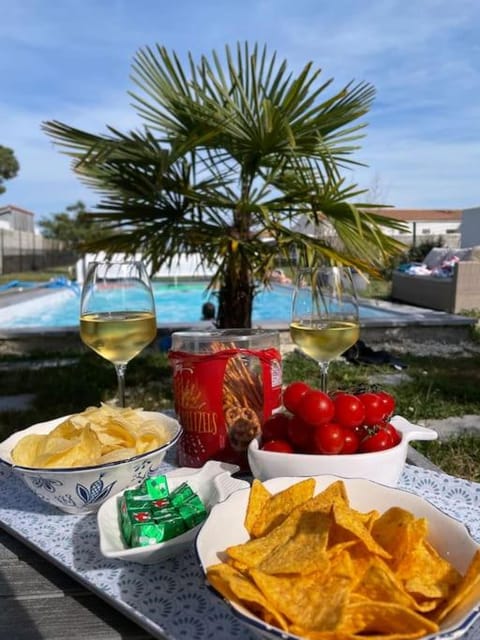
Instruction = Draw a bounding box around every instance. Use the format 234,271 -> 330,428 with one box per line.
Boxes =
117,478 -> 208,548
151,502 -> 176,520
154,510 -> 187,540
144,475 -> 169,500
150,498 -> 171,511
123,487 -> 151,505
120,492 -> 151,514
169,482 -> 195,507
178,494 -> 207,528
121,509 -> 153,546
131,523 -> 165,547
118,492 -> 152,544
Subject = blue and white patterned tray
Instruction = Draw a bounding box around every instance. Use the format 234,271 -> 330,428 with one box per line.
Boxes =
1,455 -> 480,640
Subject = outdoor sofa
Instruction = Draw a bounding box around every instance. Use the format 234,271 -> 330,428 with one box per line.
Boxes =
391,246 -> 480,313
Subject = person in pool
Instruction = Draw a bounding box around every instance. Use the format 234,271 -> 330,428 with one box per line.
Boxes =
200,301 -> 217,327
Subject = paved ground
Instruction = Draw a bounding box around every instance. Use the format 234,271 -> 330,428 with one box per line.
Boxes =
419,414 -> 480,439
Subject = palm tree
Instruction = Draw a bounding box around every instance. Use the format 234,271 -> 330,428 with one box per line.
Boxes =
43,42 -> 406,328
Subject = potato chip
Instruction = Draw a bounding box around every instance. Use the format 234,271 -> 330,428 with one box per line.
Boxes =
10,434 -> 45,467
11,404 -> 171,468
88,419 -> 136,451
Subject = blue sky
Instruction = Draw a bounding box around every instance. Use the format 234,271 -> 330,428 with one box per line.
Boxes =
1,0 -> 480,222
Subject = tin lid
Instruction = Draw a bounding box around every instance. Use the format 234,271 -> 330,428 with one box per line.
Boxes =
171,329 -> 279,352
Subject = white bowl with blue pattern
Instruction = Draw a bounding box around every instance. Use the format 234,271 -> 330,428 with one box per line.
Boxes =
0,411 -> 182,515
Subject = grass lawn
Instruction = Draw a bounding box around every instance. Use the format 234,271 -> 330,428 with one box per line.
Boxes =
0,266 -> 73,285
1,347 -> 479,482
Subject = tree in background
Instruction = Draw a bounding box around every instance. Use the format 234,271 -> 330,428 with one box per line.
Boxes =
43,42 -> 406,328
0,146 -> 20,195
38,201 -> 110,253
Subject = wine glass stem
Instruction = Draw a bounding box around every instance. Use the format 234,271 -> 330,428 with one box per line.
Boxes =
115,364 -> 127,408
318,362 -> 329,393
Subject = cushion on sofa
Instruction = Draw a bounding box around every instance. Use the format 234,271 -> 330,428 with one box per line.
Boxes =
422,247 -> 451,269
451,248 -> 472,262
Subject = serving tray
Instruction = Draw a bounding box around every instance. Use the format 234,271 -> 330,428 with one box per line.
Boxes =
1,454 -> 480,640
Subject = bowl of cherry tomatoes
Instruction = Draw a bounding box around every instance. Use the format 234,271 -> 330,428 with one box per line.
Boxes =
248,382 -> 438,486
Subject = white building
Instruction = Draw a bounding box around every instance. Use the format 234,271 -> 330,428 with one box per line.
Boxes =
459,206 -> 480,248
381,208 -> 462,241
0,204 -> 36,232
292,208 -> 462,246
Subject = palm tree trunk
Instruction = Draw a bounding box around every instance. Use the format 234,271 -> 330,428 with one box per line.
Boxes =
217,252 -> 254,328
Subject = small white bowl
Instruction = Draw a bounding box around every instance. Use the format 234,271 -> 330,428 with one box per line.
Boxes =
0,411 -> 182,515
196,475 -> 480,640
97,460 -> 250,564
248,415 -> 437,487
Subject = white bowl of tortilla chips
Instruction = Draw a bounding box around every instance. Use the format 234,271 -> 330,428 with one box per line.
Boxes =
0,405 -> 182,514
196,475 -> 480,640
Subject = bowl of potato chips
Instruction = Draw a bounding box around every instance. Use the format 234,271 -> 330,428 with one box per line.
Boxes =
196,475 -> 480,640
0,404 -> 182,514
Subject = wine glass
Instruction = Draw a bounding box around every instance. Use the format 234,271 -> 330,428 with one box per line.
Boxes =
80,260 -> 157,407
290,265 -> 360,392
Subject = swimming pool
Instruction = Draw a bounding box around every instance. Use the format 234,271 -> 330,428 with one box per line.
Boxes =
0,281 -> 408,330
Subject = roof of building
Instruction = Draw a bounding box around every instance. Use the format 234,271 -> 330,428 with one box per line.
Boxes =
379,208 -> 462,222
0,205 -> 35,217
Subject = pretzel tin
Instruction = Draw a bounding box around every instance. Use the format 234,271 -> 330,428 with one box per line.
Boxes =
169,330 -> 282,469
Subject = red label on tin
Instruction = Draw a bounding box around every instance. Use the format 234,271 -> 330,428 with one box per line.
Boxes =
168,348 -> 282,469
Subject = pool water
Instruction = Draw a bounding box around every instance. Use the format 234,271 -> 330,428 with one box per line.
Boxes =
0,281 -> 401,329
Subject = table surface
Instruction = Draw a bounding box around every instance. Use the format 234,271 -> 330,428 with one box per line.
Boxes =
2,450 -> 480,640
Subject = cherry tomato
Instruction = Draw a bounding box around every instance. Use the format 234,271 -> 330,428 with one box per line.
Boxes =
311,422 -> 345,454
282,381 -> 311,414
376,391 -> 396,420
295,389 -> 335,427
359,427 -> 393,453
287,415 -> 313,452
261,412 -> 291,442
340,428 -> 361,454
357,392 -> 385,426
261,439 -> 295,453
333,393 -> 366,429
352,423 -> 368,439
380,421 -> 401,446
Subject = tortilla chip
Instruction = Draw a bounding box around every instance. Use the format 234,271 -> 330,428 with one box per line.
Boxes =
245,479 -> 271,537
250,477 -> 315,538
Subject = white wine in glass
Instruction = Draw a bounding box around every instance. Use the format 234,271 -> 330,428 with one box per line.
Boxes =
290,266 -> 360,392
80,261 -> 157,407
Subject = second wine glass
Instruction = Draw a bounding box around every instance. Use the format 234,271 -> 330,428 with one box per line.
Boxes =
80,260 -> 157,407
290,266 -> 360,392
